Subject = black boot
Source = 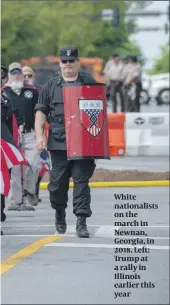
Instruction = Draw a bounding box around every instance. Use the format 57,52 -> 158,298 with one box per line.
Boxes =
76,215 -> 89,238
1,212 -> 6,222
36,176 -> 42,202
55,209 -> 67,234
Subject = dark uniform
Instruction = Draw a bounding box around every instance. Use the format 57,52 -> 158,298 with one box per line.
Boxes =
35,47 -> 96,238
1,65 -> 22,233
1,91 -> 14,234
3,82 -> 39,133
1,65 -> 8,87
3,65 -> 40,210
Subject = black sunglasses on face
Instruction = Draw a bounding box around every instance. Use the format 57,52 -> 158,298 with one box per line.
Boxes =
24,74 -> 33,78
61,60 -> 75,64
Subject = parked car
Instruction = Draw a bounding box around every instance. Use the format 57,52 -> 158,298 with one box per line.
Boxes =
140,74 -> 152,105
149,73 -> 170,105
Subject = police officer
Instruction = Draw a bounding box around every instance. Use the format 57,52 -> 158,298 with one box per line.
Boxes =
120,55 -> 142,112
35,46 -> 96,238
3,62 -> 41,210
130,55 -> 142,112
104,52 -> 124,112
120,55 -> 132,111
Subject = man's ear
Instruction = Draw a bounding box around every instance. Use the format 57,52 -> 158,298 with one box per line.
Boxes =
77,58 -> 80,67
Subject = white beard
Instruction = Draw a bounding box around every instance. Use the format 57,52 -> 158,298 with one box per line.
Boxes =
9,80 -> 23,90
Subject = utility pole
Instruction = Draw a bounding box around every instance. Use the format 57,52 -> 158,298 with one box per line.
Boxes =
101,6 -> 170,34
64,6 -> 170,33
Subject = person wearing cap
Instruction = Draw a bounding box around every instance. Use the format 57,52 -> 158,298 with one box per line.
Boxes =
103,52 -> 124,112
1,64 -> 24,143
3,62 -> 41,211
35,46 -> 97,238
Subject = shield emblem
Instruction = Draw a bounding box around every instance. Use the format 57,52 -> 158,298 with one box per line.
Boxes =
24,90 -> 33,99
66,49 -> 72,56
79,99 -> 104,137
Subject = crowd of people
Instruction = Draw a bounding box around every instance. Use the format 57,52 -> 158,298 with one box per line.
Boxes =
1,48 -> 142,237
103,53 -> 142,112
1,63 -> 49,234
1,46 -> 98,238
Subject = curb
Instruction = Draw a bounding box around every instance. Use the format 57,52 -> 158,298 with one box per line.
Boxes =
40,180 -> 169,189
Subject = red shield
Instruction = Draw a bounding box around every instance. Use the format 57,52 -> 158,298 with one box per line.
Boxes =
66,50 -> 72,56
79,99 -> 104,137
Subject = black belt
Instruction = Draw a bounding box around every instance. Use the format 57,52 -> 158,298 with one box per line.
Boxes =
24,128 -> 34,133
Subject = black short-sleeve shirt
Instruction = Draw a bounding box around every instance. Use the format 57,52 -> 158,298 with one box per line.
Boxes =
34,74 -> 97,150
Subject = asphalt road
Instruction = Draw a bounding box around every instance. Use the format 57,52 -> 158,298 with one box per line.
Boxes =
1,187 -> 169,304
96,156 -> 169,172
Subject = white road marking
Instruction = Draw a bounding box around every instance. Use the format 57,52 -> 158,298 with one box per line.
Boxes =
2,224 -> 169,240
2,224 -> 169,228
45,243 -> 169,250
1,234 -> 169,240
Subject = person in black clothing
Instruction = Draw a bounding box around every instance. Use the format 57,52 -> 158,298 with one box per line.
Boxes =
1,91 -> 10,235
3,62 -> 41,210
1,87 -> 23,233
35,47 -> 96,238
1,65 -> 8,87
1,65 -> 24,233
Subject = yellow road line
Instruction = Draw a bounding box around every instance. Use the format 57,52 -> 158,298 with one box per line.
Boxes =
40,180 -> 170,189
1,235 -> 63,275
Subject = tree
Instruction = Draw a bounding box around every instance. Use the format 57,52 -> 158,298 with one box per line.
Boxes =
149,43 -> 170,75
1,2 -> 43,64
1,1 -> 151,65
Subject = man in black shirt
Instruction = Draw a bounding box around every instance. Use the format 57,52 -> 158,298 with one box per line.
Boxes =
1,65 -> 8,87
35,47 -> 96,238
3,62 -> 41,210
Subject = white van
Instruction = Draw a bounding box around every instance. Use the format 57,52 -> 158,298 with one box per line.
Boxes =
149,73 -> 170,105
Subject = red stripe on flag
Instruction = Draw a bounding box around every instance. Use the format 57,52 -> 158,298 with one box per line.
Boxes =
1,150 -> 11,197
12,114 -> 19,145
1,139 -> 27,167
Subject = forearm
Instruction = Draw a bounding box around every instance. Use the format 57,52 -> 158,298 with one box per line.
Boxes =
35,111 -> 47,138
13,108 -> 24,127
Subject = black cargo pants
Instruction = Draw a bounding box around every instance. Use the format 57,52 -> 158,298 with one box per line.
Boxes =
135,82 -> 142,112
110,80 -> 124,112
1,194 -> 6,222
48,150 -> 96,217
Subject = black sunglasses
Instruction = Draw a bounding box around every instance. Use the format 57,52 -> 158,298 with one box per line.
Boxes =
61,60 -> 75,64
24,74 -> 33,78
